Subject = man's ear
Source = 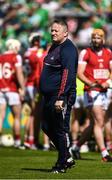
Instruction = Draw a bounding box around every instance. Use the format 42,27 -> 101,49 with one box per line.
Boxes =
64,31 -> 68,37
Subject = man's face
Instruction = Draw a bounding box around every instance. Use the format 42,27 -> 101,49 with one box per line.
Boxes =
34,41 -> 40,47
51,23 -> 67,44
91,34 -> 104,48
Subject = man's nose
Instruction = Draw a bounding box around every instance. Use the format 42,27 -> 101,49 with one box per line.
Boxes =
52,31 -> 55,35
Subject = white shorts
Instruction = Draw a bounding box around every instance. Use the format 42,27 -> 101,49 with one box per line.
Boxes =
0,91 -> 21,105
25,86 -> 37,101
106,88 -> 112,105
73,95 -> 85,108
84,91 -> 109,110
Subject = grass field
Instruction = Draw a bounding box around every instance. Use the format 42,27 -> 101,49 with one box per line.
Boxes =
0,146 -> 112,179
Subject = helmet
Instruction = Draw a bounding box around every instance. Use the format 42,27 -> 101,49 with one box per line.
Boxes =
6,39 -> 21,53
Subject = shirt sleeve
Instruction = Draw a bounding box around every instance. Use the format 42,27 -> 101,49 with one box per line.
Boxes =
57,43 -> 78,100
78,49 -> 88,65
15,54 -> 22,67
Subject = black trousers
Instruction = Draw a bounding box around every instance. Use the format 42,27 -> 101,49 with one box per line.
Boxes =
42,93 -> 76,165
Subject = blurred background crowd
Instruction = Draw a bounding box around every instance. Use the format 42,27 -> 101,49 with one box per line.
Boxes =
0,0 -> 112,153
0,0 -> 112,54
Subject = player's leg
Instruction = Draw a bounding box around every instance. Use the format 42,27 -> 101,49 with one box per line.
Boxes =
105,120 -> 112,151
0,103 -> 7,144
7,92 -> 22,147
0,92 -> 7,137
43,133 -> 50,151
92,105 -> 112,161
70,108 -> 80,145
23,86 -> 37,149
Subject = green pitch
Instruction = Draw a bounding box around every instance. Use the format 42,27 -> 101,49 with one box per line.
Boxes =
0,147 -> 112,179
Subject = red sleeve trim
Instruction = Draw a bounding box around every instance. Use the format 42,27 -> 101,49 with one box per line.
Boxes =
58,69 -> 68,98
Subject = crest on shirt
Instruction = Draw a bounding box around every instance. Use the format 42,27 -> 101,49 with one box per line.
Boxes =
98,59 -> 104,62
51,56 -> 54,60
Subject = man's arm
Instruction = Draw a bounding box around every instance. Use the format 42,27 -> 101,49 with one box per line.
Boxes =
78,62 -> 101,89
16,65 -> 25,100
77,63 -> 92,86
77,49 -> 100,88
55,42 -> 78,111
57,43 -> 78,100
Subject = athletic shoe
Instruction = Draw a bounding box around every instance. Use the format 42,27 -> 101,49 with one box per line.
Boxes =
18,145 -> 26,150
102,155 -> 112,162
43,144 -> 50,151
51,157 -> 75,173
69,146 -> 81,160
24,141 -> 30,148
29,144 -> 37,150
14,140 -> 21,148
51,164 -> 66,173
23,141 -> 37,150
66,157 -> 75,169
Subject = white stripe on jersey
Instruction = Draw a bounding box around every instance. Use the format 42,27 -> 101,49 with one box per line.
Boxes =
45,63 -> 61,67
78,49 -> 87,64
15,54 -> 22,67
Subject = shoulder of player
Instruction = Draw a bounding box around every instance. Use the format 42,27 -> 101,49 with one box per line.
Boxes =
79,48 -> 89,56
103,47 -> 111,54
24,51 -> 31,57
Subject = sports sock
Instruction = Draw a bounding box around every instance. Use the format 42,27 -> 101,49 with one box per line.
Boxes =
101,148 -> 109,157
29,135 -> 34,145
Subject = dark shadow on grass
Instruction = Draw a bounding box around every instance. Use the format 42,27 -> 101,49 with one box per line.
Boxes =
22,168 -> 51,172
22,158 -> 97,173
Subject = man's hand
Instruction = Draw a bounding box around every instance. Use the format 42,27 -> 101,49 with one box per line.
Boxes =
54,100 -> 64,112
89,81 -> 109,90
100,82 -> 109,89
89,81 -> 103,89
